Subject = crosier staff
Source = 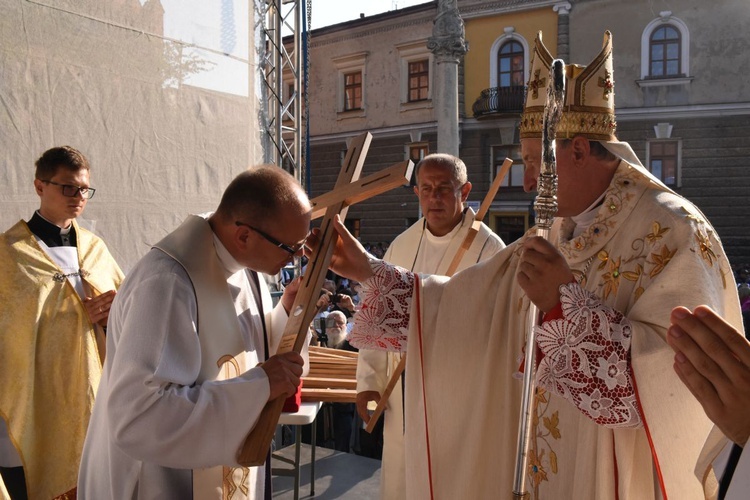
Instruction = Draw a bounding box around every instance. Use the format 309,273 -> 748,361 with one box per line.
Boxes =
512,58 -> 565,500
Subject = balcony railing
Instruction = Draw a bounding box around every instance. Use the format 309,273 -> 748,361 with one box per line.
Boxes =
472,85 -> 525,118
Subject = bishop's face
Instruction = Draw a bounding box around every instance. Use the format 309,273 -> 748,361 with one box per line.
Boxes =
521,138 -> 579,218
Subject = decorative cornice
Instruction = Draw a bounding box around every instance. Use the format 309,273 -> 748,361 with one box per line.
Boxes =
616,102 -> 750,120
309,121 -> 439,145
459,102 -> 750,131
458,0 -> 561,19
309,15 -> 435,49
307,0 -> 562,48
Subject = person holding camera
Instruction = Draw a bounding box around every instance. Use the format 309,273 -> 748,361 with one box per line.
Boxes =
330,289 -> 357,318
311,290 -> 356,346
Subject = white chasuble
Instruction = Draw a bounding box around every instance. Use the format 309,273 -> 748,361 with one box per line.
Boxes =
351,160 -> 743,499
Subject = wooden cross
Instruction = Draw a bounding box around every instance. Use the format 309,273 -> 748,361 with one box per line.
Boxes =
237,132 -> 414,466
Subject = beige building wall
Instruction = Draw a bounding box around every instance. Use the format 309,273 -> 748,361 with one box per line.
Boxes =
306,5 -> 436,139
569,0 -> 750,107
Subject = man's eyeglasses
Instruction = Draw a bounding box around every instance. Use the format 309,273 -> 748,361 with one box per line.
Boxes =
41,180 -> 96,199
235,221 -> 307,256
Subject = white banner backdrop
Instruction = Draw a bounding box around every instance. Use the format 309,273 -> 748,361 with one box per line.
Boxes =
0,0 -> 264,272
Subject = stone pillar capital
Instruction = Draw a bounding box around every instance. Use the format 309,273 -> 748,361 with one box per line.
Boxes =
428,0 -> 468,60
553,2 -> 572,15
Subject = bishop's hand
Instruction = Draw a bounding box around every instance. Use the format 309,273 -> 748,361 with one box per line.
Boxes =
516,236 -> 574,313
305,214 -> 374,283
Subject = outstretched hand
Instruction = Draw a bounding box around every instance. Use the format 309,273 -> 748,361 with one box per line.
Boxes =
667,305 -> 750,446
304,215 -> 374,283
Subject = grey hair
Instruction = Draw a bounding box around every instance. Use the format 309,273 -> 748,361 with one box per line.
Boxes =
414,153 -> 468,185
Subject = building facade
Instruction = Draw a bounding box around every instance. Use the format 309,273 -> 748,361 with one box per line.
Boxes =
302,0 -> 750,265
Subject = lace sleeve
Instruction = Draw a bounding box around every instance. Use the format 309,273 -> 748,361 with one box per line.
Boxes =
535,282 -> 643,429
348,258 -> 415,352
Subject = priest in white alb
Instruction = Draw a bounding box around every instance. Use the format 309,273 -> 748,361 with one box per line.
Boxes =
78,166 -> 310,499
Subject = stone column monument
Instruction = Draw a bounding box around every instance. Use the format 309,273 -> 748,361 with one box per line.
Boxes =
427,0 -> 468,156
553,2 -> 572,63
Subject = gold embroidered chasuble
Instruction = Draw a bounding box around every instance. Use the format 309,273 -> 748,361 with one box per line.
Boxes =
356,160 -> 742,499
0,220 -> 123,499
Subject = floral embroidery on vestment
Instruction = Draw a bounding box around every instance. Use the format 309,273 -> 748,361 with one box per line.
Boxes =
349,258 -> 413,352
536,282 -> 643,428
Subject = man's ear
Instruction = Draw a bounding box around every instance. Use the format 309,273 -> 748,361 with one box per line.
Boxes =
33,179 -> 44,196
235,224 -> 251,249
460,181 -> 472,202
571,136 -> 590,166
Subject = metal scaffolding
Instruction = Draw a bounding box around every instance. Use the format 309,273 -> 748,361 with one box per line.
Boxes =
257,0 -> 304,187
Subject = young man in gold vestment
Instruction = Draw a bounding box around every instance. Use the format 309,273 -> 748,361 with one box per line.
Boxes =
0,146 -> 123,499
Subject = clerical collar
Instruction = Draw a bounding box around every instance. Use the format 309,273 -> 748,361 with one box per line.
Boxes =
570,192 -> 607,238
212,232 -> 244,278
27,211 -> 77,248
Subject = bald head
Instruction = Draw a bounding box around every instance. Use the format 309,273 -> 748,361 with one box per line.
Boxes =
215,165 -> 311,226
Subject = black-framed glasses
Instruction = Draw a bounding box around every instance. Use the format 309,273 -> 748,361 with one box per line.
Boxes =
235,221 -> 307,256
41,180 -> 96,199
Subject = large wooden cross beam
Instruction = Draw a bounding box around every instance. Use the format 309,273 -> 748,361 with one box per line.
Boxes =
237,132 -> 414,466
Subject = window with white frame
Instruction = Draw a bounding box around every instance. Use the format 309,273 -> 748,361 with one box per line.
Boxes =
489,30 -> 529,89
333,52 -> 367,114
649,25 -> 681,78
397,41 -> 432,107
647,139 -> 680,186
640,13 -> 690,81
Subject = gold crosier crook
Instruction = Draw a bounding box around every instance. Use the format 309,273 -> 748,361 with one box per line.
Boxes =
511,58 -> 565,500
